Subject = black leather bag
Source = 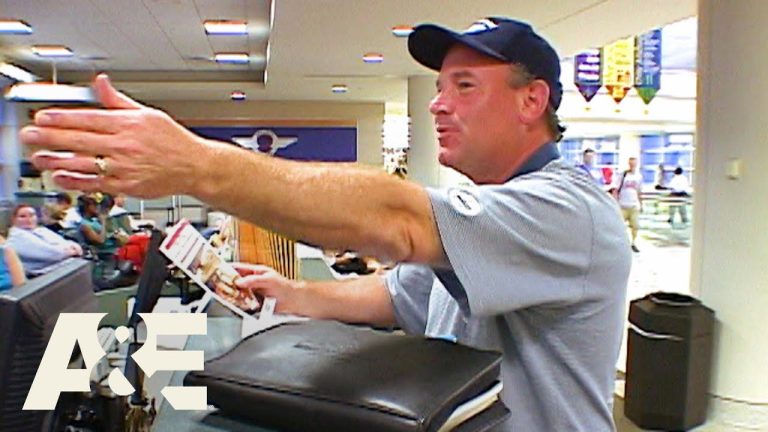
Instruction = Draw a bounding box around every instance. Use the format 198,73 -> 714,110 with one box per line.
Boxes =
184,320 -> 509,432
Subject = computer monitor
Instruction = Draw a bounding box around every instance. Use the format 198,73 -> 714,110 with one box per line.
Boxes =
0,258 -> 96,431
127,229 -> 169,328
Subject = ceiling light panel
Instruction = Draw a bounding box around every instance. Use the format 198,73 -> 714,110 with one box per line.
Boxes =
363,52 -> 384,63
0,63 -> 36,83
391,25 -> 413,37
31,45 -> 73,57
214,53 -> 249,64
204,20 -> 248,35
0,19 -> 33,34
5,83 -> 94,103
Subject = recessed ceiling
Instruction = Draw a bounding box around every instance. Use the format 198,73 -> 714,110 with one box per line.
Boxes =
0,0 -> 696,104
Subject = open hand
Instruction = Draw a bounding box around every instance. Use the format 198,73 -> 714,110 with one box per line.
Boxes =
22,74 -> 210,198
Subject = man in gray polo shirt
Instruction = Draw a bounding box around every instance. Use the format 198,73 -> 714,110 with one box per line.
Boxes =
25,16 -> 630,432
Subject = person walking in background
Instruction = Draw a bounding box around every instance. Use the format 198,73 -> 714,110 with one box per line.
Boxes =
612,157 -> 643,252
576,148 -> 604,184
667,166 -> 691,225
654,163 -> 668,190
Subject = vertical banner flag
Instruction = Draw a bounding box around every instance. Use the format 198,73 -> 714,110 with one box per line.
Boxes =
574,49 -> 602,102
635,29 -> 662,104
602,36 -> 635,104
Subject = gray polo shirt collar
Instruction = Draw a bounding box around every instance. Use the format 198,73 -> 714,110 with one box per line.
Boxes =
508,142 -> 560,180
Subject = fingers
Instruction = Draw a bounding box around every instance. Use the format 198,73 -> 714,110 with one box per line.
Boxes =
49,170 -> 125,195
32,107 -> 139,134
49,170 -> 102,192
26,74 -> 143,134
234,273 -> 280,290
232,262 -> 274,276
22,125 -> 113,153
32,152 -> 116,175
93,74 -> 144,110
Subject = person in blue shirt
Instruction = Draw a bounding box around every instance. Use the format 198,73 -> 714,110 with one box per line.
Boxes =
0,236 -> 26,291
6,204 -> 83,275
576,148 -> 604,184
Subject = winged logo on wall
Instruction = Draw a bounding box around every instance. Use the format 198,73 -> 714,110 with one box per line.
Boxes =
232,129 -> 299,155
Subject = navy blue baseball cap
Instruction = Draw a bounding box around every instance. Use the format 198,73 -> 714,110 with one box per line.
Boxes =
408,17 -> 563,110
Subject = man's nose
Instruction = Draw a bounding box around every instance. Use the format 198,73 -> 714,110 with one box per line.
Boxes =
429,92 -> 451,115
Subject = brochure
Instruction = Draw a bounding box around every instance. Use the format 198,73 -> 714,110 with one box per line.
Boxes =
160,219 -> 306,337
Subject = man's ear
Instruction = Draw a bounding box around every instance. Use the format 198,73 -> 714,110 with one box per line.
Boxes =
519,80 -> 550,125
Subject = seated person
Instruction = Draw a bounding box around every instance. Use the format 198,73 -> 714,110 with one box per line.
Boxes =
77,194 -> 127,259
103,193 -> 134,234
6,204 -> 83,275
40,202 -> 67,234
57,191 -> 82,230
0,236 -> 26,290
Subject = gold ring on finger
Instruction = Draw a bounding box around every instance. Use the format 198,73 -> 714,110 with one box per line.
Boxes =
94,156 -> 109,176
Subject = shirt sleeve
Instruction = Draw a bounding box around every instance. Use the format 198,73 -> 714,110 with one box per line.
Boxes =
384,264 -> 435,335
426,177 -> 594,317
7,228 -> 69,263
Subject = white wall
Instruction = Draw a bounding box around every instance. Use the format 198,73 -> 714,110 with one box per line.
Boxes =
692,0 -> 768,418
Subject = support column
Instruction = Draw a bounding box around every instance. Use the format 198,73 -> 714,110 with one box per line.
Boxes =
1,100 -> 22,199
407,75 -> 439,187
692,0 -> 768,426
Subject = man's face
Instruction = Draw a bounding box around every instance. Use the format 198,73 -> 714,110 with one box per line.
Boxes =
628,158 -> 638,170
429,45 -> 522,179
583,151 -> 595,166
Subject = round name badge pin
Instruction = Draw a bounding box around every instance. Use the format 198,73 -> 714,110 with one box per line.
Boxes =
448,188 -> 482,217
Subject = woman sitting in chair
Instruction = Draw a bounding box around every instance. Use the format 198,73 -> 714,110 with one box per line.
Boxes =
78,195 -> 128,258
6,204 -> 82,276
0,236 -> 26,290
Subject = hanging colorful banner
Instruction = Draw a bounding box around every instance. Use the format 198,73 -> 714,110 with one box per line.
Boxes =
601,36 -> 635,104
574,49 -> 602,102
634,28 -> 663,104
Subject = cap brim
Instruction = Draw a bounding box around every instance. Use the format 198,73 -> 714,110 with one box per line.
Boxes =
408,24 -> 507,71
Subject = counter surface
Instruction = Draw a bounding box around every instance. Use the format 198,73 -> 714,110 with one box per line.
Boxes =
151,317 -> 275,432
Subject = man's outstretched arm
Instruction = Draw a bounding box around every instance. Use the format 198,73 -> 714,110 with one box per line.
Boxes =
25,75 -> 446,267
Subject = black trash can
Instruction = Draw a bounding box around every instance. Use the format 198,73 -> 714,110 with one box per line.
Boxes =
624,292 -> 715,431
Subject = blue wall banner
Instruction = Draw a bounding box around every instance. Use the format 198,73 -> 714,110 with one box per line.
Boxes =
191,126 -> 357,162
635,29 -> 663,105
574,49 -> 602,102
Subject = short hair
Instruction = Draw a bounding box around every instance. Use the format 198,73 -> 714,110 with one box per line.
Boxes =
55,192 -> 72,205
77,195 -> 99,217
583,149 -> 595,156
101,193 -> 115,211
507,64 -> 565,142
674,166 -> 684,175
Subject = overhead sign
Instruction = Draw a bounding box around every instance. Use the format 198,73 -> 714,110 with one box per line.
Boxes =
602,36 -> 635,104
635,28 -> 663,104
574,49 -> 602,102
